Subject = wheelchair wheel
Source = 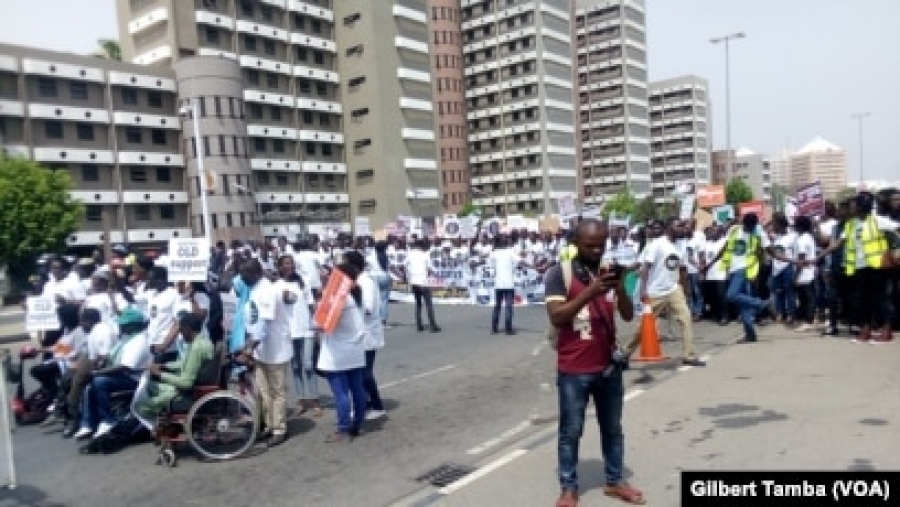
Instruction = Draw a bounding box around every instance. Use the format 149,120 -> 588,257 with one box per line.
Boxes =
185,391 -> 258,461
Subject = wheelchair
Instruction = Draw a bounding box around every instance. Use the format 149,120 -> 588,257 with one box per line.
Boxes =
154,344 -> 259,467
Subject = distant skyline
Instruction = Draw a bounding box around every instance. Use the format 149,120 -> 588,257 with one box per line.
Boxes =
1,0 -> 898,181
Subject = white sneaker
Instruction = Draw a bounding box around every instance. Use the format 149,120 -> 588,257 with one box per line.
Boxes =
795,324 -> 814,332
93,421 -> 115,439
366,410 -> 387,421
74,427 -> 94,440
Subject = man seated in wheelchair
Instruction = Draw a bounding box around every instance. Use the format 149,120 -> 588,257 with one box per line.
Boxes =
134,311 -> 214,425
73,308 -> 151,440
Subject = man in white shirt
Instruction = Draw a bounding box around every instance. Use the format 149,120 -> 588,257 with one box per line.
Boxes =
633,219 -> 704,366
702,227 -> 729,325
145,267 -> 181,360
345,251 -> 387,420
679,220 -> 706,320
792,216 -> 819,331
405,240 -> 440,332
488,237 -> 521,335
292,240 -> 324,297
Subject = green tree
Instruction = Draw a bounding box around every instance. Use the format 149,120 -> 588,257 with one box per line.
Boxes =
634,195 -> 657,223
725,178 -> 755,205
94,39 -> 122,61
456,201 -> 481,217
601,189 -> 636,219
0,157 -> 84,290
835,186 -> 858,203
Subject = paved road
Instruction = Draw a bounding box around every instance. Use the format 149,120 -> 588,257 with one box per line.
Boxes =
1,303 -> 741,507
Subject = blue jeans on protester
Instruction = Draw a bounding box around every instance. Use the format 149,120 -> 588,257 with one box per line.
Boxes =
687,273 -> 704,317
492,288 -> 515,332
374,273 -> 392,323
557,369 -> 625,493
726,269 -> 766,340
80,373 -> 138,430
363,350 -> 384,412
769,266 -> 796,320
325,368 -> 366,434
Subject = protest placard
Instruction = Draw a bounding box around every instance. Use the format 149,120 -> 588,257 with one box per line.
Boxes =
680,195 -> 697,220
713,204 -> 735,224
795,182 -> 825,217
354,216 -> 370,237
697,185 -> 726,207
167,238 -> 210,281
557,194 -> 576,218
314,269 -> 353,334
443,216 -> 461,238
25,296 -> 59,332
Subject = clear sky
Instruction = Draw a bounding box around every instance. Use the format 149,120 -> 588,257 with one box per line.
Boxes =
1,0 -> 898,180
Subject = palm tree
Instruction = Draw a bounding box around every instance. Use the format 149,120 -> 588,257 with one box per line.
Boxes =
93,39 -> 122,61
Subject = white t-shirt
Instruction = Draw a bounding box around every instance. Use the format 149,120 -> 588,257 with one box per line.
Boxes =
604,239 -> 640,267
146,287 -> 181,347
489,248 -> 518,290
245,277 -> 278,344
85,322 -> 115,361
293,250 -> 323,290
677,238 -> 702,275
83,292 -> 128,330
358,272 -> 384,351
772,232 -> 798,275
704,238 -> 727,282
365,249 -> 386,278
317,296 -> 366,372
640,237 -> 684,298
132,281 -> 154,318
725,225 -> 771,273
42,272 -> 87,304
111,331 -> 151,380
840,215 -> 899,269
56,328 -> 86,368
818,218 -> 837,240
795,232 -> 817,284
282,279 -> 314,338
252,279 -> 293,364
406,249 -> 430,286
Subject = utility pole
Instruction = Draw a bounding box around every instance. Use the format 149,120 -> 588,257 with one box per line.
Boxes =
850,112 -> 871,184
710,32 -> 746,185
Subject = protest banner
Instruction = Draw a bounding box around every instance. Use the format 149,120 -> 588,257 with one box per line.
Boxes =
507,214 -> 526,230
442,216 -> 461,238
581,205 -> 602,218
459,216 -> 479,239
354,216 -> 370,237
167,238 -> 210,281
25,296 -> 59,332
795,182 -> 825,217
694,208 -> 714,231
697,185 -> 726,207
679,195 -> 697,220
557,194 -> 576,218
314,268 -> 353,334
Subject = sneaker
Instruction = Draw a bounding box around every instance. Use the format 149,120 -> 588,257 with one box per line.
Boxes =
39,413 -> 59,427
267,433 -> 288,448
795,324 -> 815,332
366,409 -> 387,421
93,421 -> 115,439
682,357 -> 706,367
871,331 -> 894,344
62,422 -> 78,439
74,427 -> 94,440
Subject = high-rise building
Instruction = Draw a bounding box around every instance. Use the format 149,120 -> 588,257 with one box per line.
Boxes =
789,137 -> 847,198
462,0 -> 578,216
648,75 -> 710,201
712,147 -> 771,203
0,43 -> 190,249
116,0 -> 350,238
575,0 -> 650,206
428,0 -> 471,214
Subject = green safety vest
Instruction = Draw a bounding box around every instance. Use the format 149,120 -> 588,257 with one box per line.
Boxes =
843,215 -> 887,276
720,226 -> 762,280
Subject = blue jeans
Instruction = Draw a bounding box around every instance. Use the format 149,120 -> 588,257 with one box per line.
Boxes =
769,266 -> 796,319
492,288 -> 514,332
557,369 -> 625,492
80,373 -> 138,429
363,350 -> 384,411
374,273 -> 392,323
324,368 -> 366,434
687,273 -> 704,316
726,269 -> 765,339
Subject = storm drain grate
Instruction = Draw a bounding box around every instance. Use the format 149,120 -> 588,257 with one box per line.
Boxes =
415,463 -> 477,488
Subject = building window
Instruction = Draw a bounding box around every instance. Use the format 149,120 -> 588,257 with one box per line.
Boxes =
85,205 -> 102,222
38,78 -> 57,98
272,139 -> 285,153
247,70 -> 260,85
316,82 -> 327,96
121,88 -> 137,105
263,39 -> 276,56
135,204 -> 151,221
311,19 -> 322,33
304,142 -> 315,155
298,79 -> 311,94
266,72 -> 278,89
319,113 -> 330,127
240,0 -> 253,16
205,27 -> 220,44
156,166 -> 171,182
69,82 -> 88,100
296,48 -> 307,61
45,121 -> 63,139
302,111 -> 313,124
159,204 -> 175,220
257,172 -> 270,185
249,103 -> 263,119
125,127 -> 142,143
261,5 -> 273,21
151,129 -> 167,145
314,51 -> 325,65
275,174 -> 288,186
76,123 -> 94,141
130,167 -> 147,182
254,138 -> 266,152
81,164 -> 99,182
322,144 -> 333,156
271,106 -> 282,121
147,91 -> 163,108
244,34 -> 257,52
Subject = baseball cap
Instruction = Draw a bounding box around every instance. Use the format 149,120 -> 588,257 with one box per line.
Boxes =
117,308 -> 145,326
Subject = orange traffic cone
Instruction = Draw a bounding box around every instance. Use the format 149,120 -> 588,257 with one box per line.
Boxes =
633,299 -> 667,362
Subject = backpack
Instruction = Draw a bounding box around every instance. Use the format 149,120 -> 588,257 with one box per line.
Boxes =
545,261 -> 574,350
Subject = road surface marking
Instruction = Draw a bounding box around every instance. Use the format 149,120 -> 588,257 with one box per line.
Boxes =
437,449 -> 529,495
466,421 -> 532,455
531,344 -> 542,356
381,364 -> 458,390
624,388 -> 645,402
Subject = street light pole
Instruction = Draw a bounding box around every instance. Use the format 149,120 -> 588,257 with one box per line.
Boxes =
188,99 -> 212,245
851,112 -> 871,184
710,32 -> 745,185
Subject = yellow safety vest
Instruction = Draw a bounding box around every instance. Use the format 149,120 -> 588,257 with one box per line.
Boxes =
843,215 -> 887,276
559,244 -> 577,262
720,226 -> 762,280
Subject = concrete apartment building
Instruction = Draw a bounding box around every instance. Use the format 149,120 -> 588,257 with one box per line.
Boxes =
575,0 -> 651,206
334,0 -> 442,227
116,0 -> 351,238
0,43 -> 191,249
429,0 -> 471,214
462,0 -> 579,216
648,75 -> 710,201
789,137 -> 847,198
712,147 -> 772,203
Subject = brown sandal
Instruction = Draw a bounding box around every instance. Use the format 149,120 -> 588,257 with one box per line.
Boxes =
604,483 -> 646,505
555,490 -> 578,507
324,432 -> 350,443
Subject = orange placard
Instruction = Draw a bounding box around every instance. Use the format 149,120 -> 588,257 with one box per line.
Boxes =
313,269 -> 352,334
696,185 -> 726,207
738,201 -> 765,219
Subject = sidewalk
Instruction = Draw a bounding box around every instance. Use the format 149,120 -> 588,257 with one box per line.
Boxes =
0,308 -> 28,345
408,333 -> 900,507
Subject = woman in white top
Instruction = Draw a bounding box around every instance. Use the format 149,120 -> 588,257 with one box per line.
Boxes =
278,255 -> 322,417
792,216 -> 818,331
346,251 -> 386,420
317,264 -> 368,442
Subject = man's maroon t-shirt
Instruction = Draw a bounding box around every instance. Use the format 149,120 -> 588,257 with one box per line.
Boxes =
554,275 -> 616,374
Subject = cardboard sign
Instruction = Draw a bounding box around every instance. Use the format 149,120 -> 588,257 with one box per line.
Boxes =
609,212 -> 631,229
557,194 -> 576,218
795,182 -> 825,217
25,296 -> 59,332
486,218 -> 503,237
507,214 -> 526,230
167,238 -> 211,281
738,201 -> 765,219
713,204 -> 735,224
313,269 -> 352,334
443,217 -> 461,238
354,216 -> 370,237
539,216 -> 561,233
697,185 -> 726,207
679,195 -> 697,220
459,216 -> 479,239
694,209 -> 714,231
581,205 -> 602,218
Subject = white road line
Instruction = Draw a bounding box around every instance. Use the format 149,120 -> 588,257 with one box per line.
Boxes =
466,421 -> 532,455
624,388 -> 645,402
677,365 -> 692,372
531,344 -> 542,356
438,449 -> 529,495
380,364 -> 458,390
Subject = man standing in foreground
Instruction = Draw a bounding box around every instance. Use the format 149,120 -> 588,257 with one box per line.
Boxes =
544,219 -> 645,507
